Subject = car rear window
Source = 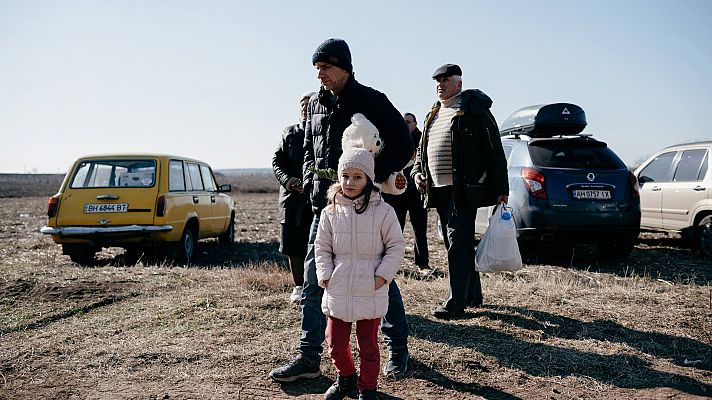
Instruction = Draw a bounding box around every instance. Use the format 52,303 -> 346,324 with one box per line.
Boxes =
70,159 -> 157,188
528,140 -> 626,169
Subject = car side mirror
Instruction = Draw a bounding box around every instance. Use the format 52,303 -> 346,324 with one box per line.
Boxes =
218,184 -> 232,193
638,175 -> 652,185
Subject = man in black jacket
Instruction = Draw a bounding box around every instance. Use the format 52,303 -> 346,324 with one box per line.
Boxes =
412,64 -> 509,320
272,92 -> 316,304
270,39 -> 414,387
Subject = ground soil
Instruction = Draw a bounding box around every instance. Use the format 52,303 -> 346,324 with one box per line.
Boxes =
0,193 -> 710,399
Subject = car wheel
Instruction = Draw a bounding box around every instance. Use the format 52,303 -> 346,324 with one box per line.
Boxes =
598,239 -> 635,259
63,244 -> 96,265
218,215 -> 235,245
697,216 -> 712,259
176,226 -> 198,264
123,246 -> 146,265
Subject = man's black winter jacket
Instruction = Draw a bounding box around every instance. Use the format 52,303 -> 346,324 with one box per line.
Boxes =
272,123 -> 311,225
303,76 -> 413,214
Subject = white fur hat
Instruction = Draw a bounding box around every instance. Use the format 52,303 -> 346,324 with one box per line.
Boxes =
338,147 -> 375,183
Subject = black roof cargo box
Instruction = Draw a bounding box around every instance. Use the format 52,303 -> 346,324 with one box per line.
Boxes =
500,103 -> 587,137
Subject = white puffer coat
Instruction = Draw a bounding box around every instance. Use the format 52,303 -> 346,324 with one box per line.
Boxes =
315,191 -> 405,322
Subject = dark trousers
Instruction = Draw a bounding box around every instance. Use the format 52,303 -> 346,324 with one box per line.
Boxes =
297,214 -> 409,365
383,188 -> 429,267
326,316 -> 380,392
432,186 -> 483,311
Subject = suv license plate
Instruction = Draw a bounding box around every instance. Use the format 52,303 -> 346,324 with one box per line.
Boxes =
573,190 -> 611,200
84,203 -> 129,213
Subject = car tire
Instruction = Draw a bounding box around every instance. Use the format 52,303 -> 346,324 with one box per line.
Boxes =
123,246 -> 147,265
598,239 -> 635,259
696,216 -> 712,259
63,244 -> 97,265
176,226 -> 198,264
218,215 -> 235,245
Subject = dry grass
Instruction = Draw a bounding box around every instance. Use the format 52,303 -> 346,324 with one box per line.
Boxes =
0,193 -> 711,399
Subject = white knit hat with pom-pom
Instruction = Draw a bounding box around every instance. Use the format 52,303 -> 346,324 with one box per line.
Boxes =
338,147 -> 375,183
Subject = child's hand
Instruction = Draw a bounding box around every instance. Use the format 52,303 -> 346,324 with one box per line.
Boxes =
374,276 -> 387,290
322,279 -> 329,288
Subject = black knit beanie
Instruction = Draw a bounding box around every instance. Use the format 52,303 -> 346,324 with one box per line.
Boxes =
311,38 -> 352,73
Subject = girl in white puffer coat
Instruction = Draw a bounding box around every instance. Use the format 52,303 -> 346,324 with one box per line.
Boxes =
315,147 -> 405,400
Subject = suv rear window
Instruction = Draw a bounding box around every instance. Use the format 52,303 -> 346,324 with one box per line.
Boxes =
71,159 -> 157,188
528,139 -> 626,169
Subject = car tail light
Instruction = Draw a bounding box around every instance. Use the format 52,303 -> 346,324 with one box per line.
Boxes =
629,171 -> 640,199
522,167 -> 547,199
156,196 -> 166,217
47,195 -> 59,217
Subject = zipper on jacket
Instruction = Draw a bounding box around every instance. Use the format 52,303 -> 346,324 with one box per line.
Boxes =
348,201 -> 356,321
451,115 -> 461,216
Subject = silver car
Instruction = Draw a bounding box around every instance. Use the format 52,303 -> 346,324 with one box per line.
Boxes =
635,141 -> 712,258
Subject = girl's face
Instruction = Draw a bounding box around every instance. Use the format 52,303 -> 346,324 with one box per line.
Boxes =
340,167 -> 368,198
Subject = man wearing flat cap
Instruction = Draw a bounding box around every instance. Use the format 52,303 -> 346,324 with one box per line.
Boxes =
412,64 -> 509,320
270,38 -> 414,388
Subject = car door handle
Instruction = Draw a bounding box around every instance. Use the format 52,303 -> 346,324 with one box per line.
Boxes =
651,186 -> 661,192
693,186 -> 706,191
97,194 -> 119,200
211,195 -> 216,203
193,196 -> 199,204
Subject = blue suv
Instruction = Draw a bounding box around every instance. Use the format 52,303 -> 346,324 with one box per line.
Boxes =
489,103 -> 641,257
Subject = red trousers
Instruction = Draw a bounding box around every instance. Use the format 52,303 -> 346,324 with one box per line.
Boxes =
325,316 -> 381,392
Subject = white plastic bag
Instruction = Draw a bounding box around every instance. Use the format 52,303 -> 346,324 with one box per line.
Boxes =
475,203 -> 523,272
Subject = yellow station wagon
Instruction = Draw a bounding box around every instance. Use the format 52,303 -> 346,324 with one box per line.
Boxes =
41,154 -> 236,264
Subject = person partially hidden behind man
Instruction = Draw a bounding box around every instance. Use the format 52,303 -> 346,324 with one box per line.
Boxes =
272,91 -> 316,304
382,112 -> 431,278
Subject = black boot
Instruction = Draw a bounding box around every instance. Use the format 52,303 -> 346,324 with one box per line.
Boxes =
324,373 -> 358,400
358,389 -> 379,399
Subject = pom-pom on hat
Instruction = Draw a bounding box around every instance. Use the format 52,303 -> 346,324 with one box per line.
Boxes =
338,147 -> 375,183
312,38 -> 353,73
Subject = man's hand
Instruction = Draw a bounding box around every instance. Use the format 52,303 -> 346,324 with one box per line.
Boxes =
322,279 -> 329,288
414,173 -> 427,193
375,276 -> 387,290
496,194 -> 509,204
285,177 -> 303,193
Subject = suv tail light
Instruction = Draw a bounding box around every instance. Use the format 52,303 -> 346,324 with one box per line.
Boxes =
47,195 -> 59,217
629,171 -> 640,199
522,167 -> 547,199
156,196 -> 166,217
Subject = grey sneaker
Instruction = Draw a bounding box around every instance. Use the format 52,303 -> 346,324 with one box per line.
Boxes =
418,267 -> 437,280
383,351 -> 409,379
289,285 -> 303,304
269,356 -> 321,382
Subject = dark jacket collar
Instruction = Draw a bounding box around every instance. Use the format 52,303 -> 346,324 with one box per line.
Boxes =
318,75 -> 359,112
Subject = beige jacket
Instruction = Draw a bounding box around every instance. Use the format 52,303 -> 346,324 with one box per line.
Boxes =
315,191 -> 405,322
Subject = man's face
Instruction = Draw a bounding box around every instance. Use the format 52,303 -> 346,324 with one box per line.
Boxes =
435,75 -> 462,100
315,62 -> 350,94
404,115 -> 416,134
300,97 -> 310,123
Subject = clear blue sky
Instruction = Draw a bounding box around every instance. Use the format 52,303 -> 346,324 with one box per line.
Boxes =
2,0 -> 711,173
